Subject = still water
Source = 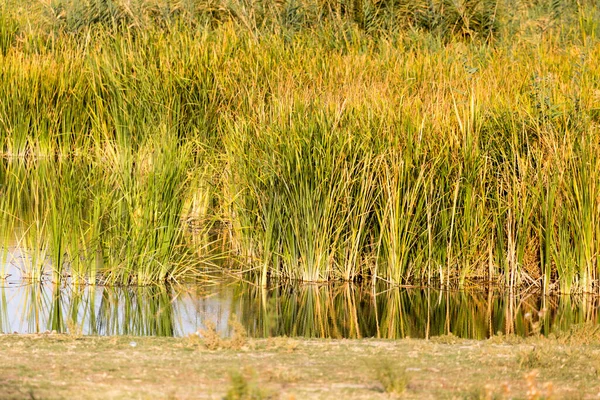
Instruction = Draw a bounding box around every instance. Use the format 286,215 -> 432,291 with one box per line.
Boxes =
1,272 -> 598,339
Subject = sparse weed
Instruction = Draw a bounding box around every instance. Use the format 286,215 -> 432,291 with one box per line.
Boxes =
198,317 -> 249,351
198,320 -> 226,351
229,318 -> 248,350
518,347 -> 549,370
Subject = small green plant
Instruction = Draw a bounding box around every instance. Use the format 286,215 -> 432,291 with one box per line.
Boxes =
223,370 -> 268,400
375,361 -> 408,394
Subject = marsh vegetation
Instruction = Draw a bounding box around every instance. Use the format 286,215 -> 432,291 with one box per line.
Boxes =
1,0 -> 600,293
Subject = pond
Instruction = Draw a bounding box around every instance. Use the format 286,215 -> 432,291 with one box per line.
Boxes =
2,266 -> 597,339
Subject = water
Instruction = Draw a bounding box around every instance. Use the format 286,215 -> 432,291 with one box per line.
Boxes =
1,272 -> 598,339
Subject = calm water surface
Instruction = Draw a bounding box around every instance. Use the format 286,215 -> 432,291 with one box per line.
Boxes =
2,270 -> 598,339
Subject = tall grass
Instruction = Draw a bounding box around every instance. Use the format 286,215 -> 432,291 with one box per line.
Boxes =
0,0 -> 599,291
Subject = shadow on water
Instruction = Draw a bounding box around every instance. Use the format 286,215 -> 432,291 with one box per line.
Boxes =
1,279 -> 600,339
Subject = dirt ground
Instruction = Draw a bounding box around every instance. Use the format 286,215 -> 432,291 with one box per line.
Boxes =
2,326 -> 600,399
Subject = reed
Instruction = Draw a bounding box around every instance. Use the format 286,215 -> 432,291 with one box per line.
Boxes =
0,0 -> 599,291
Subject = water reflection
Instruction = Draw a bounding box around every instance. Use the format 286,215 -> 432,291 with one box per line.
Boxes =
233,284 -> 600,339
1,280 -> 600,339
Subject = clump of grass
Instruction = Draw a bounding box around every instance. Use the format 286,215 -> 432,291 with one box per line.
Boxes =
375,361 -> 408,394
198,320 -> 224,350
431,332 -> 460,344
224,369 -> 269,400
517,347 -> 551,370
198,316 -> 248,350
229,318 -> 248,350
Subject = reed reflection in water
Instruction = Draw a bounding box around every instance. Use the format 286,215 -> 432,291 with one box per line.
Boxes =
0,283 -> 229,336
1,281 -> 599,338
